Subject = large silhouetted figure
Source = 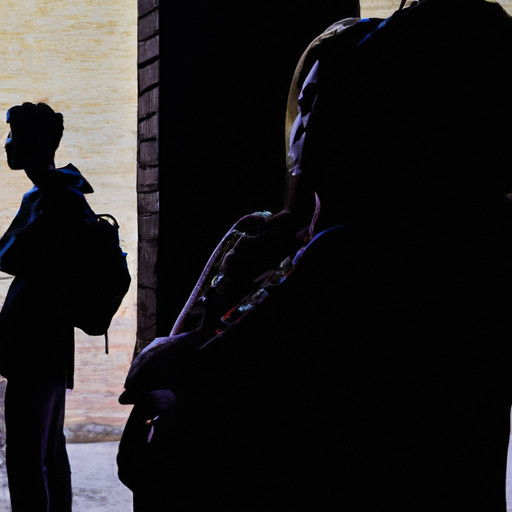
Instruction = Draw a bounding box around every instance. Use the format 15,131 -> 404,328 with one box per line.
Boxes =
0,102 -> 94,511
119,1 -> 512,510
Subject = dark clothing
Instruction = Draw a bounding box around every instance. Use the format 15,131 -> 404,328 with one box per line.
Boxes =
120,1 -> 512,510
119,222 -> 372,509
0,163 -> 93,386
117,389 -> 177,510
0,164 -> 93,511
296,0 -> 512,509
5,372 -> 72,512
299,0 -> 512,223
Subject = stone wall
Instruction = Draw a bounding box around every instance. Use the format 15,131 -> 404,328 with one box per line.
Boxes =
137,0 -> 160,353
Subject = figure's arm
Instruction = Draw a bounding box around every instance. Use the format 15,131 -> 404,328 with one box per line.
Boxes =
120,209 -> 311,403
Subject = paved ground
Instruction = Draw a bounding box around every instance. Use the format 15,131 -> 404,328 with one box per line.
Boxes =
68,441 -> 133,512
0,441 -> 133,512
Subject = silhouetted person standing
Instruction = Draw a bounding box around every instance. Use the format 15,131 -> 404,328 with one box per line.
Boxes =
0,102 -> 95,511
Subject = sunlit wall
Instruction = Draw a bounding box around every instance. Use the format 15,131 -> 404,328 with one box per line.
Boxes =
0,0 -> 138,436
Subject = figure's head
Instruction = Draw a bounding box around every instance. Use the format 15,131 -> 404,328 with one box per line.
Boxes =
5,102 -> 64,170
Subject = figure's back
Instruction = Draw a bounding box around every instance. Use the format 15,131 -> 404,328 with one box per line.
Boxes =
297,1 -> 512,509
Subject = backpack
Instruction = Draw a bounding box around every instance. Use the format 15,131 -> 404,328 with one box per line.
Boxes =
71,211 -> 131,350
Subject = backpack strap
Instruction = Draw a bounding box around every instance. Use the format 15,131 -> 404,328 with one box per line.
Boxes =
95,213 -> 120,229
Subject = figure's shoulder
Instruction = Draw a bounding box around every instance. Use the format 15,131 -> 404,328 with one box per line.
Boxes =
54,163 -> 94,195
38,179 -> 92,223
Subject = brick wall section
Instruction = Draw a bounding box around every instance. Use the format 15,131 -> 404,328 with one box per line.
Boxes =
137,0 -> 159,353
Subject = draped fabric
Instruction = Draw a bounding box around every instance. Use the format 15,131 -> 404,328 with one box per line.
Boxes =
119,1 -> 512,510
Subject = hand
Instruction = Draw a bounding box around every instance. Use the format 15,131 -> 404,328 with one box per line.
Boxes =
119,330 -> 202,404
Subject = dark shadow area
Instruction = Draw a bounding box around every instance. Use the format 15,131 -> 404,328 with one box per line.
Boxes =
156,1 -> 360,334
122,2 -> 512,510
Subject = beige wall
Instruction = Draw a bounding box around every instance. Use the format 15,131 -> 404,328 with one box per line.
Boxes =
0,0 -> 138,440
